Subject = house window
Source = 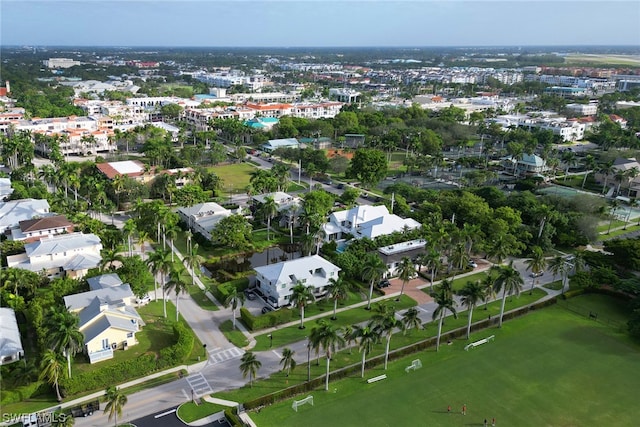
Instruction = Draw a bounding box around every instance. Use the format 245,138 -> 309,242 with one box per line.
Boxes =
126,332 -> 133,338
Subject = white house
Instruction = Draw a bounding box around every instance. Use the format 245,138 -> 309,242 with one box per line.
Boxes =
177,202 -> 232,240
0,199 -> 50,232
87,273 -> 124,291
64,284 -> 143,364
501,153 -> 549,177
378,239 -> 427,277
0,178 -> 13,201
262,138 -> 300,153
253,255 -> 341,308
0,308 -> 24,365
323,205 -> 421,242
6,232 -> 102,279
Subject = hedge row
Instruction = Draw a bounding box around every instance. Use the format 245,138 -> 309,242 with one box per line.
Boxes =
224,408 -> 245,427
240,307 -> 294,331
243,296 -> 559,409
0,381 -> 48,405
210,278 -> 250,303
60,323 -> 194,396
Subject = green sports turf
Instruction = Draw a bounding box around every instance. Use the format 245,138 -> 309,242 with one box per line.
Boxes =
250,295 -> 640,427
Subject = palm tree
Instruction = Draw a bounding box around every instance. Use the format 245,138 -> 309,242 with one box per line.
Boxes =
327,275 -> 349,320
137,230 -> 152,260
122,219 -> 137,257
352,323 -> 380,378
401,307 -> 422,335
361,253 -> 386,310
481,272 -> 496,310
396,256 -> 415,299
100,248 -> 124,272
458,281 -> 484,339
45,307 -> 84,378
39,349 -> 65,402
165,224 -> 180,262
260,196 -> 278,241
165,264 -> 190,322
548,256 -> 571,294
104,386 -> 128,427
182,243 -> 202,287
421,248 -> 441,289
279,347 -> 296,377
342,324 -> 355,354
432,284 -> 457,351
493,261 -> 524,327
146,248 -> 172,317
371,305 -> 401,370
239,351 -> 261,387
607,200 -> 620,235
311,319 -> 345,391
524,246 -> 546,293
223,286 -> 246,330
290,282 -> 314,329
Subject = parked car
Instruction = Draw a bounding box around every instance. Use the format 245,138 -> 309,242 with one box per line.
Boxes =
377,279 -> 391,288
136,294 -> 151,305
261,306 -> 273,314
336,183 -> 344,189
530,271 -> 544,278
244,289 -> 257,300
468,260 -> 478,268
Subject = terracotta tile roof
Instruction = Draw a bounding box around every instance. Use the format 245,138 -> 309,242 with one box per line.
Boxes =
19,215 -> 72,233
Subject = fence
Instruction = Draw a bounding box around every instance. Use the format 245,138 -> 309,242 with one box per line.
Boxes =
557,299 -> 627,332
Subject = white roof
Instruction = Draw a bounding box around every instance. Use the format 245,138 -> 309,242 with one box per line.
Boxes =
254,255 -> 340,287
0,199 -> 50,229
378,239 -> 427,256
64,284 -> 134,312
357,214 -> 421,240
110,161 -> 144,175
331,204 -> 390,225
25,232 -> 101,257
0,308 -> 23,360
252,192 -> 301,211
87,273 -> 124,290
178,202 -> 229,218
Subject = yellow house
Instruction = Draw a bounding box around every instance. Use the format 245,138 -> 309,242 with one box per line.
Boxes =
64,284 -> 144,364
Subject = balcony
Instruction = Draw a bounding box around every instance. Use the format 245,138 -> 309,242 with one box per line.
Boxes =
88,348 -> 113,364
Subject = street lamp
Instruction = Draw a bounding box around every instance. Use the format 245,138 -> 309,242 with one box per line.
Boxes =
267,334 -> 273,348
307,342 -> 311,381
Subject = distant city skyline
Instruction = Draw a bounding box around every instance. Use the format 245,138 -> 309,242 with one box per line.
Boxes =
2,1 -> 639,48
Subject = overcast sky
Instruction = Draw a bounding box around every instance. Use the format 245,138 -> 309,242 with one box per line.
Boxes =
2,1 -> 639,47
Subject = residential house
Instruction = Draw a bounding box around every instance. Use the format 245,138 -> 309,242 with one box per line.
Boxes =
253,255 -> 341,308
0,178 -> 13,201
378,239 -> 426,277
0,198 -> 50,233
64,284 -> 143,364
6,232 -> 102,279
252,192 -> 302,226
10,215 -> 73,242
595,158 -> 640,198
96,160 -> 153,183
177,202 -> 232,240
160,167 -> 194,188
261,138 -> 300,153
501,154 -> 549,177
323,205 -> 421,242
0,308 -> 24,365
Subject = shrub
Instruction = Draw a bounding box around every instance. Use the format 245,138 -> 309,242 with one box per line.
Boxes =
239,306 -> 293,331
0,381 -> 46,405
224,407 -> 243,427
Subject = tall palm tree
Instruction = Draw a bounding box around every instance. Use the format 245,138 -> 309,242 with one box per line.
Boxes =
104,386 -> 128,427
290,282 -> 314,329
458,281 -> 484,339
279,347 -> 296,377
421,248 -> 441,289
342,324 -> 355,354
45,307 -> 84,378
182,243 -> 202,287
607,200 -> 620,235
361,253 -> 386,310
432,284 -> 457,351
165,264 -> 190,322
480,272 -> 496,310
493,261 -> 524,327
39,349 -> 65,402
239,351 -> 261,387
524,246 -> 546,293
396,256 -> 415,299
164,224 -> 180,262
548,256 -> 570,295
260,196 -> 279,241
122,219 -> 137,257
327,275 -> 349,320
146,248 -> 172,318
223,286 -> 246,330
137,230 -> 152,260
311,319 -> 345,391
401,307 -> 422,335
352,323 -> 380,378
371,305 -> 401,370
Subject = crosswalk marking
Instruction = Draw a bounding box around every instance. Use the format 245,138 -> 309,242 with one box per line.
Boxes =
206,347 -> 243,366
185,372 -> 213,397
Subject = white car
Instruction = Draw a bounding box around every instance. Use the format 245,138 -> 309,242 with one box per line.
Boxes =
136,294 -> 151,305
468,260 -> 478,268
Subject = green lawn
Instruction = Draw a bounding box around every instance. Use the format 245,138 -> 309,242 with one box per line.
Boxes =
220,319 -> 250,348
177,401 -> 227,423
208,162 -> 257,195
249,294 -> 639,427
187,283 -> 220,311
597,219 -> 627,232
598,224 -> 640,240
422,271 -> 491,294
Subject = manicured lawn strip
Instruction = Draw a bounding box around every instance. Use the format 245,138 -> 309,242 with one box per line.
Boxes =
543,280 -> 563,290
598,224 -> 640,240
249,296 -> 639,427
177,401 -> 227,423
296,291 -> 365,319
286,182 -> 306,192
597,219 -> 627,232
251,295 -> 417,351
558,293 -> 632,324
187,283 -> 220,311
220,319 -> 250,348
208,163 -> 257,195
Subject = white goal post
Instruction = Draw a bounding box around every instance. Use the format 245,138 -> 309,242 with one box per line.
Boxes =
292,395 -> 314,412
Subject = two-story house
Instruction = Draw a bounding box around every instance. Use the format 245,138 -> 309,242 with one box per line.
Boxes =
253,255 -> 341,308
9,215 -> 73,242
323,205 -> 421,242
177,202 -> 233,240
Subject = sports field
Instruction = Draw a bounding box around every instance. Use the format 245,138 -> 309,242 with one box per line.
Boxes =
250,295 -> 639,426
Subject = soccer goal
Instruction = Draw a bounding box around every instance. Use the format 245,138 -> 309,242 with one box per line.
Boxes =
405,359 -> 422,372
292,395 -> 314,412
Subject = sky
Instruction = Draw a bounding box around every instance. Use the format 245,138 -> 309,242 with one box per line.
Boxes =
2,0 -> 640,48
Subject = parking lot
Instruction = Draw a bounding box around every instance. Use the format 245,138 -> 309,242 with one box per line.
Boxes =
242,288 -> 272,316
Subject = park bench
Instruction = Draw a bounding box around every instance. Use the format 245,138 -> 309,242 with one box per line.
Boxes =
367,374 -> 387,383
464,335 -> 495,351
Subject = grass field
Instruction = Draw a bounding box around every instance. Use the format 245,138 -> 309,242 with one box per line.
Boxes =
208,162 -> 257,195
249,294 -> 639,427
563,54 -> 640,66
